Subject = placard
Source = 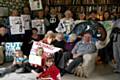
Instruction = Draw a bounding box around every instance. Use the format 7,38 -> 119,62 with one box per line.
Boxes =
21,15 -> 31,30
5,42 -> 23,62
32,19 -> 45,34
9,16 -> 25,35
56,19 -> 75,34
30,41 -> 61,56
29,0 -> 43,11
29,55 -> 41,66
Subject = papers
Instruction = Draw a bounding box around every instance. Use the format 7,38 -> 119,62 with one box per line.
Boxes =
9,16 -> 25,35
29,55 -> 42,66
32,19 -> 45,34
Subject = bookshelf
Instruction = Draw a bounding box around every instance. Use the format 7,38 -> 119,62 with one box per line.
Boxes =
44,0 -> 120,14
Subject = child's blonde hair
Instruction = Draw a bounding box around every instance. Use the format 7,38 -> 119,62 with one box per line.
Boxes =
45,31 -> 55,38
69,33 -> 77,42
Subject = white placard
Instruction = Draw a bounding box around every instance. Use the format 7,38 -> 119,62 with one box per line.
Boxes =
56,18 -> 75,34
9,16 -> 25,35
30,41 -> 61,56
29,0 -> 43,11
21,15 -> 31,30
29,55 -> 42,66
32,19 -> 45,34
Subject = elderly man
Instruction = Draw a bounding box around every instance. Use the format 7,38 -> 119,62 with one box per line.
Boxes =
58,32 -> 97,75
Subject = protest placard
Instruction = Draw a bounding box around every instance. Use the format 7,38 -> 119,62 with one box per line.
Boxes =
9,16 -> 25,35
21,15 -> 31,30
30,41 -> 61,56
5,42 -> 23,62
29,55 -> 42,66
32,19 -> 45,34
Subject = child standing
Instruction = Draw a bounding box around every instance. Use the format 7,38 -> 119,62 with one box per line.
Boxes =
31,56 -> 61,80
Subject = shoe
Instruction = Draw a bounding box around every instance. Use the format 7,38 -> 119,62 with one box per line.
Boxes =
0,70 -> 5,77
60,69 -> 66,76
113,69 -> 120,73
15,68 -> 25,73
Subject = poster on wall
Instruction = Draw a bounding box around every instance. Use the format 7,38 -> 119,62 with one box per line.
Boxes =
5,42 -> 23,62
100,21 -> 114,31
21,15 -> 31,30
29,0 -> 43,11
0,7 -> 8,17
9,16 -> 25,35
32,19 -> 45,34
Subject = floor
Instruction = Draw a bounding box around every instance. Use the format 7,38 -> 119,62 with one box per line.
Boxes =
0,63 -> 120,80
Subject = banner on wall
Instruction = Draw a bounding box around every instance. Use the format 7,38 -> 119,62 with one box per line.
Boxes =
29,0 -> 43,11
21,15 -> 31,30
32,19 -> 45,34
5,42 -> 23,62
9,16 -> 25,35
99,21 -> 114,31
30,41 -> 61,56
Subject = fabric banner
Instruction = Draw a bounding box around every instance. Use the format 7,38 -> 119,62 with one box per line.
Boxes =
21,15 -> 31,30
99,21 -> 114,31
5,42 -> 23,62
32,19 -> 45,34
29,55 -> 42,66
29,0 -> 43,11
9,16 -> 25,35
30,41 -> 61,55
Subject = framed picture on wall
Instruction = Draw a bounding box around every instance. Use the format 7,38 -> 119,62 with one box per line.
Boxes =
29,0 -> 43,11
0,7 -> 9,17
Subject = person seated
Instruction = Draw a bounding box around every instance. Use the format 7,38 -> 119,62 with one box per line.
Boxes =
31,56 -> 61,80
0,50 -> 28,77
58,32 -> 97,75
51,33 -> 66,66
51,32 -> 66,51
65,33 -> 77,52
42,30 -> 55,45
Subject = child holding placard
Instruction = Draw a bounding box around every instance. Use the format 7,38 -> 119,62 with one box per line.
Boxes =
31,56 -> 61,80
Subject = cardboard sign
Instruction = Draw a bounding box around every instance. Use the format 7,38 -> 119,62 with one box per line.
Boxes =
29,55 -> 42,66
30,41 -> 61,56
32,19 -> 45,34
9,16 -> 25,35
5,42 -> 23,62
29,0 -> 43,11
21,15 -> 31,30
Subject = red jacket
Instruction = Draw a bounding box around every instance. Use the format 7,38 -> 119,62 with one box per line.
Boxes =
38,64 -> 60,80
